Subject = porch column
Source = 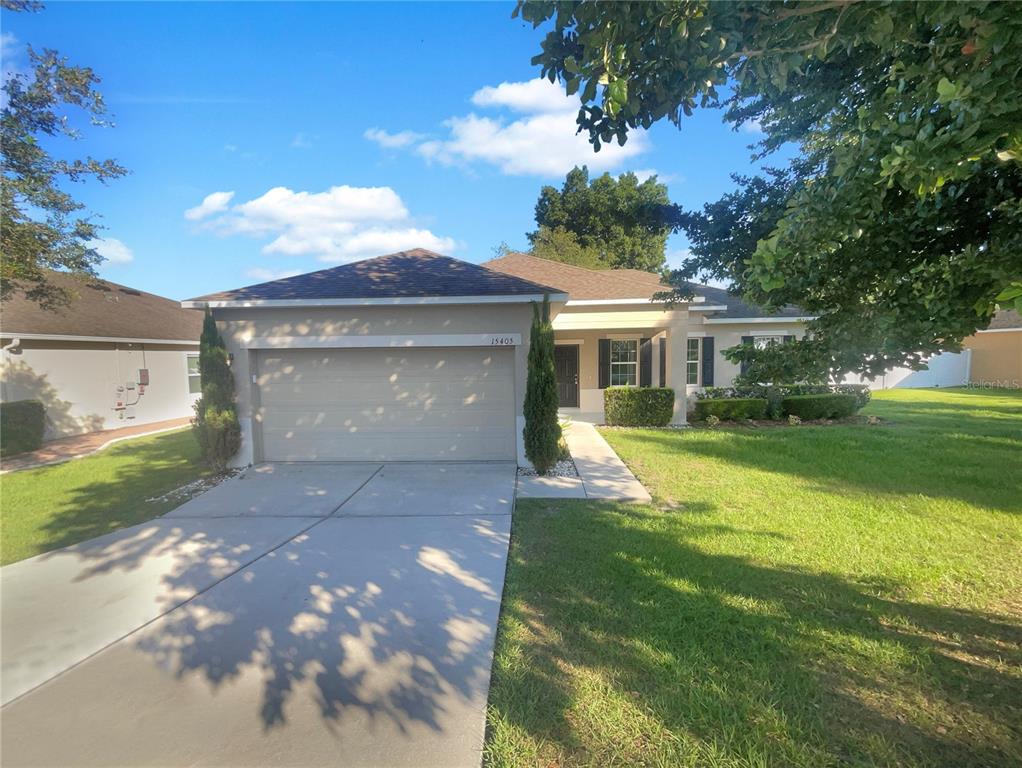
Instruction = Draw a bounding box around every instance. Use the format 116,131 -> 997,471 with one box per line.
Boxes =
667,326 -> 688,424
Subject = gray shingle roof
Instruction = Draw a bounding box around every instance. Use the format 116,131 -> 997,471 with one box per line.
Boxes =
988,309 -> 1022,330
188,249 -> 563,302
1,270 -> 202,342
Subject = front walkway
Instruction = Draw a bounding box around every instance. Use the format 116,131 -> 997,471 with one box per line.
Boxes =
517,422 -> 652,503
0,417 -> 191,474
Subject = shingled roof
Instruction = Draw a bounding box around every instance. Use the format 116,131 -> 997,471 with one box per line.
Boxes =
482,252 -> 806,319
1,270 -> 202,342
187,249 -> 563,303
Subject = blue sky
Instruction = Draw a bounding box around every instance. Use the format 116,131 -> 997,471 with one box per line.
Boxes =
2,2 -> 771,300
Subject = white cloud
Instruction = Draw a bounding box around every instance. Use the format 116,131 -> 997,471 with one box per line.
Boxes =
666,248 -> 693,270
91,237 -> 134,264
470,79 -> 577,114
186,184 -> 456,264
185,190 -> 235,221
291,132 -> 313,149
364,128 -> 425,149
367,78 -> 650,177
244,267 -> 302,282
741,119 -> 764,134
224,143 -> 238,152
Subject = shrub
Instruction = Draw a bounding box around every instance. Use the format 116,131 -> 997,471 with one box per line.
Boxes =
781,393 -> 860,420
604,387 -> 675,427
192,309 -> 241,470
705,414 -> 720,429
0,399 -> 45,456
693,397 -> 768,421
523,295 -> 561,474
788,414 -> 802,426
699,383 -> 870,404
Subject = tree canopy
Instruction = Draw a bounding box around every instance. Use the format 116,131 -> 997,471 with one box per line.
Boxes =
1,0 -> 126,308
516,0 -> 1022,378
528,166 -> 671,272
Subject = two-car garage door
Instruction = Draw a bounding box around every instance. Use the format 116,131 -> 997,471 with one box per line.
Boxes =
255,347 -> 516,462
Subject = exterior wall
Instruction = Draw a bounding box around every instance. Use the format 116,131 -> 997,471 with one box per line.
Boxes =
554,314 -> 808,422
212,302 -> 540,467
841,350 -> 973,390
0,338 -> 200,440
698,321 -> 808,391
965,330 -> 1022,388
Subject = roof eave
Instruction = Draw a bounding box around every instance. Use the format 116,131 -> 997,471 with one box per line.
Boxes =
182,292 -> 571,310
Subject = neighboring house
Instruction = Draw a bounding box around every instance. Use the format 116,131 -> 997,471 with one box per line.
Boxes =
183,248 -> 806,468
1,270 -> 203,440
965,309 -> 1022,388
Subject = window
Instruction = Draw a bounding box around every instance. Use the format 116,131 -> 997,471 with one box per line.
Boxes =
187,354 -> 201,394
753,335 -> 785,350
609,340 -> 638,386
687,338 -> 701,385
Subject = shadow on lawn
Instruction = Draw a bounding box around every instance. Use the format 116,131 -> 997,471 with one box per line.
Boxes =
492,503 -> 1022,766
32,430 -> 204,557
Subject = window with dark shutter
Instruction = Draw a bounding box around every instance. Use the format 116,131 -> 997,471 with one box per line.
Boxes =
659,337 -> 666,387
740,335 -> 753,376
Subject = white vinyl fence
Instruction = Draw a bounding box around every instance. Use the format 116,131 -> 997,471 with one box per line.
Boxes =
842,349 -> 972,390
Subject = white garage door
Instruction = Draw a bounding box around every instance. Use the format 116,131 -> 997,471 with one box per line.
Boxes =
256,347 -> 516,462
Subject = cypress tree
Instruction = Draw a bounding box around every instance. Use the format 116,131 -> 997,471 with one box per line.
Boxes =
523,295 -> 560,474
192,308 -> 241,471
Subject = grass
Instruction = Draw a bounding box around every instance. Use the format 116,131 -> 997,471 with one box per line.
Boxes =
1,428 -> 209,566
486,388 -> 1022,767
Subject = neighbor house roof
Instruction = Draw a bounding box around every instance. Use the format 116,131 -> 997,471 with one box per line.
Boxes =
185,249 -> 564,305
1,270 -> 202,343
482,252 -> 806,319
987,309 -> 1022,330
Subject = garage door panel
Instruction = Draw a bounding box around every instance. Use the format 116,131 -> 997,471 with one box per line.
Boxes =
256,347 -> 515,461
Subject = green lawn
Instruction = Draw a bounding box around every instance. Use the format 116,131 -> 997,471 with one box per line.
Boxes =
1,429 -> 209,566
486,388 -> 1022,767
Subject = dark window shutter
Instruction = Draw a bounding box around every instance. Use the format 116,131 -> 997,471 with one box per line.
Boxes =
701,337 -> 714,386
639,337 -> 652,387
659,337 -> 667,388
598,338 -> 611,389
740,335 -> 754,376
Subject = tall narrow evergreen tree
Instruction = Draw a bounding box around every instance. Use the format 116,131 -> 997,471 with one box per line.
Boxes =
192,309 -> 241,471
523,295 -> 560,474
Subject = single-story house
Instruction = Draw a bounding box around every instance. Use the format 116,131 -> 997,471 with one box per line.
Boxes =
1,270 -> 203,440
965,309 -> 1022,388
183,249 -> 807,467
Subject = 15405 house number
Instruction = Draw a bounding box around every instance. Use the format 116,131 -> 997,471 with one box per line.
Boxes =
488,335 -> 518,346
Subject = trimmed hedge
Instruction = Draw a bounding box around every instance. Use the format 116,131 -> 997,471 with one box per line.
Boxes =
781,393 -> 859,420
604,387 -> 675,427
699,383 -> 871,410
1,399 -> 46,456
693,397 -> 768,421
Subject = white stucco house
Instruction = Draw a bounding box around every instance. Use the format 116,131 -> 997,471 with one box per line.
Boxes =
182,249 -> 808,468
1,270 -> 203,440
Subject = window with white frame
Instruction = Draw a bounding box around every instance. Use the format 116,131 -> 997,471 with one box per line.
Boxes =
753,335 -> 785,350
610,339 -> 638,386
687,338 -> 701,385
187,354 -> 201,394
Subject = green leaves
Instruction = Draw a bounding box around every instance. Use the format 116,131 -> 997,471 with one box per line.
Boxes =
518,1 -> 1022,377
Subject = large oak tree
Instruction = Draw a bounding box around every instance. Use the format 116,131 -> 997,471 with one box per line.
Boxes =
516,0 -> 1022,379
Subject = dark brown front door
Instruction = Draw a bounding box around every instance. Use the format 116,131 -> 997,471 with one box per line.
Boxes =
554,345 -> 579,408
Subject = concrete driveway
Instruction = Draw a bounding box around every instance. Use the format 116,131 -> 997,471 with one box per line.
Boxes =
1,462 -> 515,768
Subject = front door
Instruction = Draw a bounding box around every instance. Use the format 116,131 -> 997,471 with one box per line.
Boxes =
554,345 -> 579,408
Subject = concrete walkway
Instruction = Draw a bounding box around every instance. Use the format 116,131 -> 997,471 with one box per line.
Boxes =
0,417 -> 191,474
1,462 -> 515,768
516,422 -> 651,502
